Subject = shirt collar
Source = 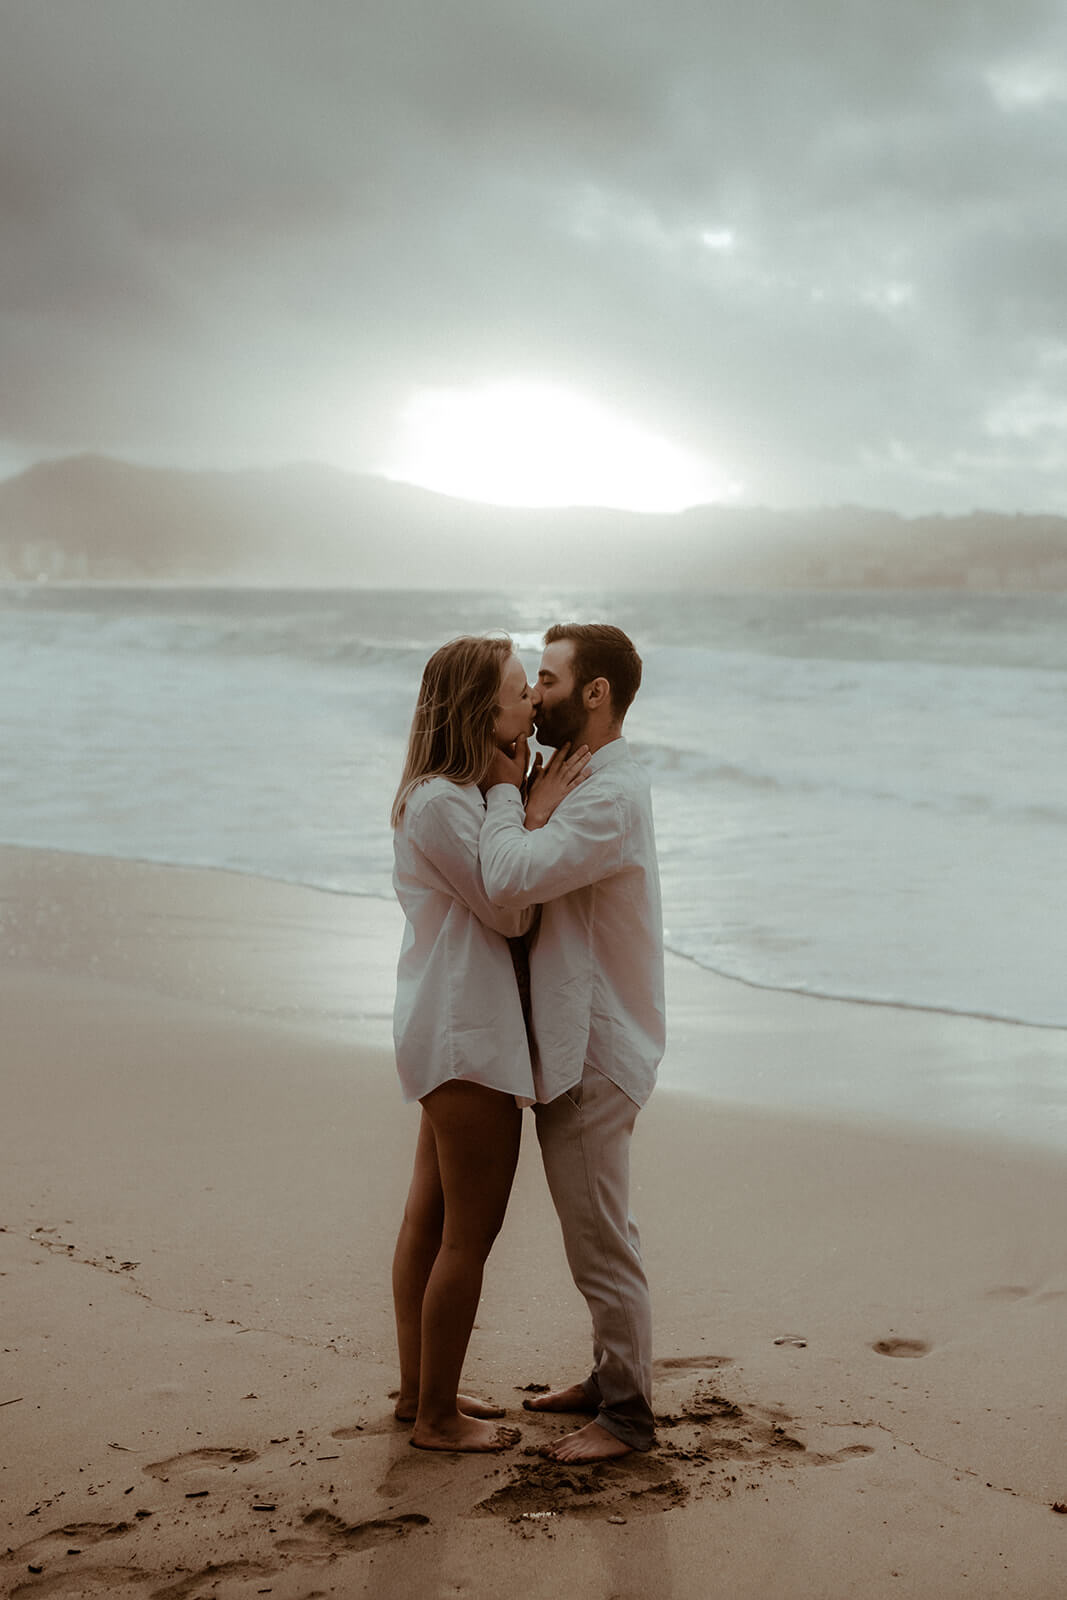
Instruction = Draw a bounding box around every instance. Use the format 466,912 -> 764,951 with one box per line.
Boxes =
586,736 -> 628,773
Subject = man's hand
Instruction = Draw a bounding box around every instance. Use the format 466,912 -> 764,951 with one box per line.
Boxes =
522,751 -> 544,803
524,743 -> 591,830
482,733 -> 529,795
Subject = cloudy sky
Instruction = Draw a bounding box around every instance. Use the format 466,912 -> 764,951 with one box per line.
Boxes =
2,0 -> 1066,512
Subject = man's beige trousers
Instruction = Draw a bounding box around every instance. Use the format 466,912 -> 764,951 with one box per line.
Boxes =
533,1064 -> 655,1451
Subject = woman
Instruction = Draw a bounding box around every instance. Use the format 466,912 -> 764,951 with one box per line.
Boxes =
390,634 -> 587,1452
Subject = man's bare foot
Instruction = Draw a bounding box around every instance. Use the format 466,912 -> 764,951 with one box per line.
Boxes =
521,1382 -> 597,1415
395,1393 -> 504,1423
410,1415 -> 521,1453
539,1421 -> 635,1463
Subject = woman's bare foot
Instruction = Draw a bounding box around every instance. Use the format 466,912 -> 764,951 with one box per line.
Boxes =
539,1421 -> 634,1463
395,1393 -> 505,1423
521,1382 -> 597,1414
410,1416 -> 521,1453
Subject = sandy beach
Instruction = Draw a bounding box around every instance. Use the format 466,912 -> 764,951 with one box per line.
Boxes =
2,844 -> 1066,1599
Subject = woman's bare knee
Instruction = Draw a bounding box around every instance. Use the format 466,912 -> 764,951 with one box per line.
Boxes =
439,1216 -> 505,1261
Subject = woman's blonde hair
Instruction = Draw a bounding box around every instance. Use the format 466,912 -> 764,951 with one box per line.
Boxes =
391,634 -> 515,825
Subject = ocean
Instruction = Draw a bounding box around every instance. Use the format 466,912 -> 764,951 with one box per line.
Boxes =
4,584 -> 1065,1039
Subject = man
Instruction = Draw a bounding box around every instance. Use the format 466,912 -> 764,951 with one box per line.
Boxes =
480,623 -> 666,1463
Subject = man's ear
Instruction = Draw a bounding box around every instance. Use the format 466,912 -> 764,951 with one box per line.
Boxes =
584,676 -> 611,709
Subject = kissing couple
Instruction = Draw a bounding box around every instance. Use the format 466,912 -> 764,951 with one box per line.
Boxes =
390,623 -> 665,1460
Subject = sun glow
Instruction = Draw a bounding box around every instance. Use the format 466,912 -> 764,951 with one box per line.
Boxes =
380,380 -> 741,512
986,60 -> 1067,110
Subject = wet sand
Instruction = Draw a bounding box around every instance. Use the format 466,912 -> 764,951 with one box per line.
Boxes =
2,845 -> 1065,1599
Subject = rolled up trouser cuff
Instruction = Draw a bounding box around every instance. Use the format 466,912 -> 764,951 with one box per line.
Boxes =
581,1374 -> 656,1452
594,1408 -> 656,1452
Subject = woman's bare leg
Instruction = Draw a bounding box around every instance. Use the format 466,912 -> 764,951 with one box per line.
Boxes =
391,1111 -> 507,1421
411,1080 -> 522,1451
392,1110 -> 444,1414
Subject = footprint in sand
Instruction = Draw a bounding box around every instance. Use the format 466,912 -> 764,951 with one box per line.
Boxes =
330,1416 -> 400,1440
804,1442 -> 878,1466
43,1521 -> 134,1546
871,1337 -> 930,1358
150,1559 -> 278,1599
653,1355 -> 733,1373
143,1446 -> 259,1479
0,1521 -> 142,1596
7,1566 -> 146,1599
275,1507 -> 429,1556
331,1422 -> 366,1441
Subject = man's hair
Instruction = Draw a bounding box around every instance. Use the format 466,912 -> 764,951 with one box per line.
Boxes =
544,623 -> 643,718
391,634 -> 514,825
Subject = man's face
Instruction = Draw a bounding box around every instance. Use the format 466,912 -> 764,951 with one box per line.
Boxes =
532,640 -> 587,750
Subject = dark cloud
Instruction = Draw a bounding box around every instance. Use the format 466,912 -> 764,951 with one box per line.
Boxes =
1,0 -> 1065,508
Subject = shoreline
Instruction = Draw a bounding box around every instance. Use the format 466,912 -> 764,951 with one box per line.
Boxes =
5,841 -> 1065,1156
2,842 -> 1066,1596
4,832 -> 1065,1024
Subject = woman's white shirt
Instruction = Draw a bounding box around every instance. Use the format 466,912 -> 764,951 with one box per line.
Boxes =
392,777 -> 535,1102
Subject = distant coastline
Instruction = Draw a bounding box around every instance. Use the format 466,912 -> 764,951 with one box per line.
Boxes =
2,454 -> 1066,590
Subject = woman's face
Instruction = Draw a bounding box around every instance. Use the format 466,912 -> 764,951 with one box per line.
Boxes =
493,654 -> 535,749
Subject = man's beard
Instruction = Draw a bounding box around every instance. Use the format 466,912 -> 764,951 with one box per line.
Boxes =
534,684 -> 586,750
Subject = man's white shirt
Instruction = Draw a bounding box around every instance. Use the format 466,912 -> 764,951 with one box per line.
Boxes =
480,738 -> 666,1106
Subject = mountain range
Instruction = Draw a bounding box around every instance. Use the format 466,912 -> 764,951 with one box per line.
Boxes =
2,455 -> 1066,589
